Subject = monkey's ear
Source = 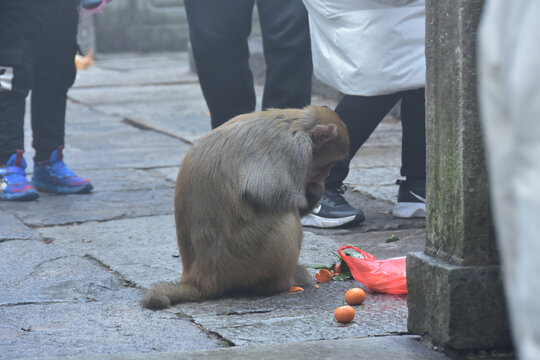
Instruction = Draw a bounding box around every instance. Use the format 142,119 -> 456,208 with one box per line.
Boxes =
312,124 -> 337,145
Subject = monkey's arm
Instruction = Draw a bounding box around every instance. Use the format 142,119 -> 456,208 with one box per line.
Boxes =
298,182 -> 324,217
239,133 -> 313,213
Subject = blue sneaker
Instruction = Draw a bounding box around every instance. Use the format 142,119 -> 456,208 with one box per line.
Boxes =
0,150 -> 39,201
32,147 -> 93,195
81,0 -> 103,10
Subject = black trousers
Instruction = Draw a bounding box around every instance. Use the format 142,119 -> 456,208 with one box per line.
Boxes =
0,0 -> 79,164
326,88 -> 426,189
185,0 -> 313,129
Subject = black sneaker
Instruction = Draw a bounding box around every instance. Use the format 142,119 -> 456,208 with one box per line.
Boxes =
392,178 -> 426,218
301,185 -> 365,228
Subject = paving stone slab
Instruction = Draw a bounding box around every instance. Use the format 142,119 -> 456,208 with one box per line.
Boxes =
174,281 -> 407,346
101,101 -> 212,144
350,145 -> 402,168
0,240 -> 124,306
347,166 -> 402,203
0,189 -> 175,227
37,216 -> 424,348
62,127 -> 190,170
0,211 -> 40,242
0,238 -> 222,359
362,119 -> 403,146
70,84 -> 203,107
73,52 -> 198,89
166,229 -> 424,347
23,101 -> 190,172
70,167 -> 176,193
65,101 -> 123,126
0,290 -> 223,360
37,215 -> 179,290
69,84 -> 210,143
148,166 -> 180,184
16,335 -> 452,360
37,215 -> 424,291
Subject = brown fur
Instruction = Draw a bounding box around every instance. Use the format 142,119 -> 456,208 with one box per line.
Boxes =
141,106 -> 349,309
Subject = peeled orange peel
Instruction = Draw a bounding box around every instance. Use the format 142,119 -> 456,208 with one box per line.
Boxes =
307,247 -> 365,282
288,286 -> 304,292
314,269 -> 332,283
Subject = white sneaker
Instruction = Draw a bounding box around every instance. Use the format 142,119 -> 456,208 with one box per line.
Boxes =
392,178 -> 426,219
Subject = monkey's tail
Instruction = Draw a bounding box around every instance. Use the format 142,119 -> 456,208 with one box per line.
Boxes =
140,281 -> 204,309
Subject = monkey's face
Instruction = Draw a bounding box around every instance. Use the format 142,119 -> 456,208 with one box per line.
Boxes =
306,106 -> 350,184
308,143 -> 347,184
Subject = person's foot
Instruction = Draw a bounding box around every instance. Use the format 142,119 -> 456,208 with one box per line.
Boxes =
392,178 -> 426,218
32,147 -> 93,195
0,150 -> 39,201
301,185 -> 364,228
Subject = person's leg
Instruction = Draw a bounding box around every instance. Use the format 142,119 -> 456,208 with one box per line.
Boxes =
302,93 -> 400,228
31,0 -> 79,162
392,88 -> 426,218
399,88 -> 426,181
0,0 -> 45,200
0,0 -> 45,164
327,94 -> 401,189
185,0 -> 256,128
256,0 -> 312,110
31,0 -> 92,195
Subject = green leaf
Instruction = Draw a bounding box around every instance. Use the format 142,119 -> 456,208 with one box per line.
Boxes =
385,234 -> 399,243
333,272 -> 353,281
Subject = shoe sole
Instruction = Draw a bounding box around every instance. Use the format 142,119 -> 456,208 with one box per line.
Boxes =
301,213 -> 359,228
0,191 -> 39,201
33,181 -> 93,195
392,202 -> 426,218
82,0 -> 103,9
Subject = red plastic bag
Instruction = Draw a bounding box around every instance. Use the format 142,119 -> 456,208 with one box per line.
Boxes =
338,245 -> 407,295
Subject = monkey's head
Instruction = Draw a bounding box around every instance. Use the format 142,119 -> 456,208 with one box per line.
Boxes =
306,106 -> 350,184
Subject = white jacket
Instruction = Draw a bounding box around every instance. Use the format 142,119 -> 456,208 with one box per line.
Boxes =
303,0 -> 426,96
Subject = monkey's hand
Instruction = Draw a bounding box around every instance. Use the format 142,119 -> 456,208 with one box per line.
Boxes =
299,182 -> 324,217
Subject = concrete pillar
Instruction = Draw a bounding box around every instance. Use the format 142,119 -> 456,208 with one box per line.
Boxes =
406,0 -> 512,351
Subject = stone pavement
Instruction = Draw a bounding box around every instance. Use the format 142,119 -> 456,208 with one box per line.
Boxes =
0,52 -> 445,359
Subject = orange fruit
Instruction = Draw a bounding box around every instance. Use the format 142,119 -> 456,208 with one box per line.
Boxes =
345,288 -> 366,305
332,262 -> 342,275
334,305 -> 355,323
315,269 -> 332,283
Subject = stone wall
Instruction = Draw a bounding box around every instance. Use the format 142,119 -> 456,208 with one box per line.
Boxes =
80,0 -> 265,53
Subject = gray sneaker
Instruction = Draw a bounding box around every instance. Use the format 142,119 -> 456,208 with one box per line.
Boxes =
301,185 -> 365,228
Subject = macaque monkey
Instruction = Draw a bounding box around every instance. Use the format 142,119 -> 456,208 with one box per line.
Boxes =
141,106 -> 349,309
